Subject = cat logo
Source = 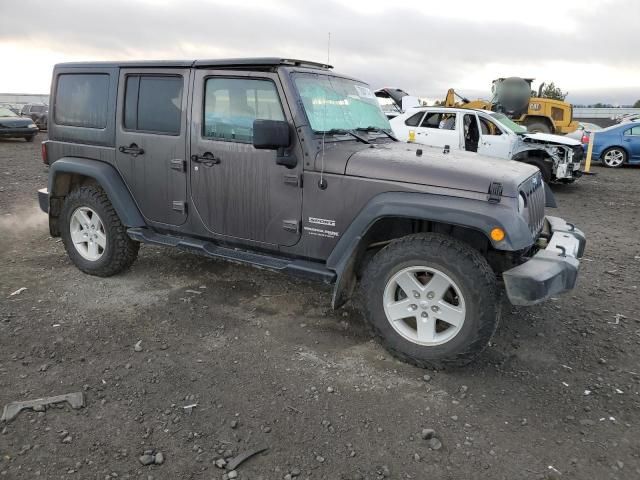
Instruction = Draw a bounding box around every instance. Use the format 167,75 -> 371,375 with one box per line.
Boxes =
530,102 -> 542,111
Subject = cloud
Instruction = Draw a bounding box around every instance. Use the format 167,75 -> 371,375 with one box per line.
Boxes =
0,0 -> 638,103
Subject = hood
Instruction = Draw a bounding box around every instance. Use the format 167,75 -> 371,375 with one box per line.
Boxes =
522,132 -> 581,146
0,117 -> 34,129
345,142 -> 538,198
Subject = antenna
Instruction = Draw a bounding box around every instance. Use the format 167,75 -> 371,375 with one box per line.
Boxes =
327,32 -> 331,63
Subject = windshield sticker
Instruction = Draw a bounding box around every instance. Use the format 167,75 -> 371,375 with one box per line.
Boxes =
354,85 -> 375,99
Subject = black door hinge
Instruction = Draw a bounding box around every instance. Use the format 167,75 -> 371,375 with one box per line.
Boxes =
172,201 -> 187,213
282,220 -> 300,233
487,182 -> 503,204
284,174 -> 302,187
170,159 -> 186,172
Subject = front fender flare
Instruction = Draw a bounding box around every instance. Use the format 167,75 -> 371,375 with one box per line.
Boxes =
48,157 -> 145,228
326,192 -> 533,308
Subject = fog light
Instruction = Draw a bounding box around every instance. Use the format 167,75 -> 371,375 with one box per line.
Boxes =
490,228 -> 505,242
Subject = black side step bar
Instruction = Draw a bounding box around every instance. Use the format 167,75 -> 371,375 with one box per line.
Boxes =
127,228 -> 336,284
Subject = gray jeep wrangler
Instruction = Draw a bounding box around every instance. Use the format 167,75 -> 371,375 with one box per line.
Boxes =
38,58 -> 585,367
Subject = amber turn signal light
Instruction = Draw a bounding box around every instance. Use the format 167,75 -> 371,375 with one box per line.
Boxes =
490,228 -> 505,242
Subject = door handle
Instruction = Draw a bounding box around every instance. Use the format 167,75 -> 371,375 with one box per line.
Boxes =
191,152 -> 220,166
118,143 -> 145,157
624,138 -> 631,142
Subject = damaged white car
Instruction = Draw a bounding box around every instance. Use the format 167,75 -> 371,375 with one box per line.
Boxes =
390,106 -> 584,183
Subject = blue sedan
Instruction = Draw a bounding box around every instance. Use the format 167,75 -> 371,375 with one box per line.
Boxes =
591,122 -> 640,168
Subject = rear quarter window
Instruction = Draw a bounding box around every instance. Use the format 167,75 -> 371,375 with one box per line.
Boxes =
55,74 -> 109,128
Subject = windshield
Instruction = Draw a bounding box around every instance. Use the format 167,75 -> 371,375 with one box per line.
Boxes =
293,73 -> 390,133
0,107 -> 17,118
489,112 -> 527,133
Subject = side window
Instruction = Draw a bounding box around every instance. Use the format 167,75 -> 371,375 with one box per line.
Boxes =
420,112 -> 456,130
124,75 -> 183,135
203,77 -> 285,143
479,117 -> 503,136
55,74 -> 110,128
624,126 -> 640,136
404,111 -> 424,127
421,112 -> 441,128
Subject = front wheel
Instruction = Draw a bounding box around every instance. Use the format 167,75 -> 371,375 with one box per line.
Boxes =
358,233 -> 500,368
60,185 -> 139,276
25,135 -> 35,142
601,147 -> 626,168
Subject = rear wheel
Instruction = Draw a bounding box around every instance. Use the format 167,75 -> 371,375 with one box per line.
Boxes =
601,147 -> 626,168
358,233 -> 500,368
60,185 -> 139,276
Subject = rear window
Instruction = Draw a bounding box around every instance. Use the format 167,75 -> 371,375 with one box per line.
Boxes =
124,75 -> 183,135
55,74 -> 109,128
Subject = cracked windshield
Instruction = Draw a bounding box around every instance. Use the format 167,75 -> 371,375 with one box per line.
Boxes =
293,73 -> 390,133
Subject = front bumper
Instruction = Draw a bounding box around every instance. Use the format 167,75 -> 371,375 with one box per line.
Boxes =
503,216 -> 585,306
0,126 -> 38,137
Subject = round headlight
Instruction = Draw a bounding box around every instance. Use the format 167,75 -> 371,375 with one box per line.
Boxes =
518,192 -> 526,213
28,123 -> 37,128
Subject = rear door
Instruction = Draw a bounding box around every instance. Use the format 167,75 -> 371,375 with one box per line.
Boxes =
189,70 -> 302,246
623,125 -> 640,160
115,69 -> 190,226
415,111 -> 461,149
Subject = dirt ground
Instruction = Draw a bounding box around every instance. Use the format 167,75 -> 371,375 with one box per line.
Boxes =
1,133 -> 639,480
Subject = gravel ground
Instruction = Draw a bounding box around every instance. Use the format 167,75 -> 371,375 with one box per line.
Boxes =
1,133 -> 639,480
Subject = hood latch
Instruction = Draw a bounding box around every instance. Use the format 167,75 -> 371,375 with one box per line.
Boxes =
487,182 -> 503,203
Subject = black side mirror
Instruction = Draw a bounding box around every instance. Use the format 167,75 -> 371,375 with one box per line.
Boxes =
253,119 -> 290,150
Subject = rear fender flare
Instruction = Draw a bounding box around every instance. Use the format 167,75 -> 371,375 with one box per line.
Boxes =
48,157 -> 145,228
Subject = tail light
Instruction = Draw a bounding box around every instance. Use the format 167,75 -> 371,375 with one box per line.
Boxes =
41,141 -> 49,165
581,134 -> 589,144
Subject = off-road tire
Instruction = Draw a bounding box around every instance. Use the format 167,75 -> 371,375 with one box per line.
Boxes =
527,157 -> 553,183
358,233 -> 500,368
524,120 -> 552,134
60,185 -> 139,276
25,135 -> 35,142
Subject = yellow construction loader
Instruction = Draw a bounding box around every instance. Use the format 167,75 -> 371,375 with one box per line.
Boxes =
444,77 -> 578,134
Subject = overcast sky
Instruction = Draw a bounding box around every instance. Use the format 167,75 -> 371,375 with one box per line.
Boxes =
1,0 -> 638,105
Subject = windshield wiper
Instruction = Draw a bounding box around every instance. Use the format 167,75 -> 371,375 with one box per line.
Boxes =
317,128 -> 371,144
355,126 -> 398,141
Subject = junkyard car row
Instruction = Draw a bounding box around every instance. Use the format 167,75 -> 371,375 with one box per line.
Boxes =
35,58 -> 586,368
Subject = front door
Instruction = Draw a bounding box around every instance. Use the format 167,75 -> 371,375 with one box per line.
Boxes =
190,71 -> 302,246
115,69 -> 190,226
476,115 -> 512,159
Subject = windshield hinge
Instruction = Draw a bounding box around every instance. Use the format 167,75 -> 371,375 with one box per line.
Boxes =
487,182 -> 503,203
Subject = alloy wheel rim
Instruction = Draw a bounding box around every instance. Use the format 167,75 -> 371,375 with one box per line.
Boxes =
69,206 -> 106,261
604,149 -> 624,167
383,266 -> 466,346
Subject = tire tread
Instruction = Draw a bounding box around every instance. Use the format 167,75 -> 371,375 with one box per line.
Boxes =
61,185 -> 139,277
358,233 -> 499,369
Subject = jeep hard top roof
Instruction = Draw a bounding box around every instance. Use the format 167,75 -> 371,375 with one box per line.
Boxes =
55,57 -> 333,70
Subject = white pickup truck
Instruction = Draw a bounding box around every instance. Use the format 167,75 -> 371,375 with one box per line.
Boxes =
389,106 -> 584,183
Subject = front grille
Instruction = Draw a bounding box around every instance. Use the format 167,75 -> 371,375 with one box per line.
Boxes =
520,173 -> 545,235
